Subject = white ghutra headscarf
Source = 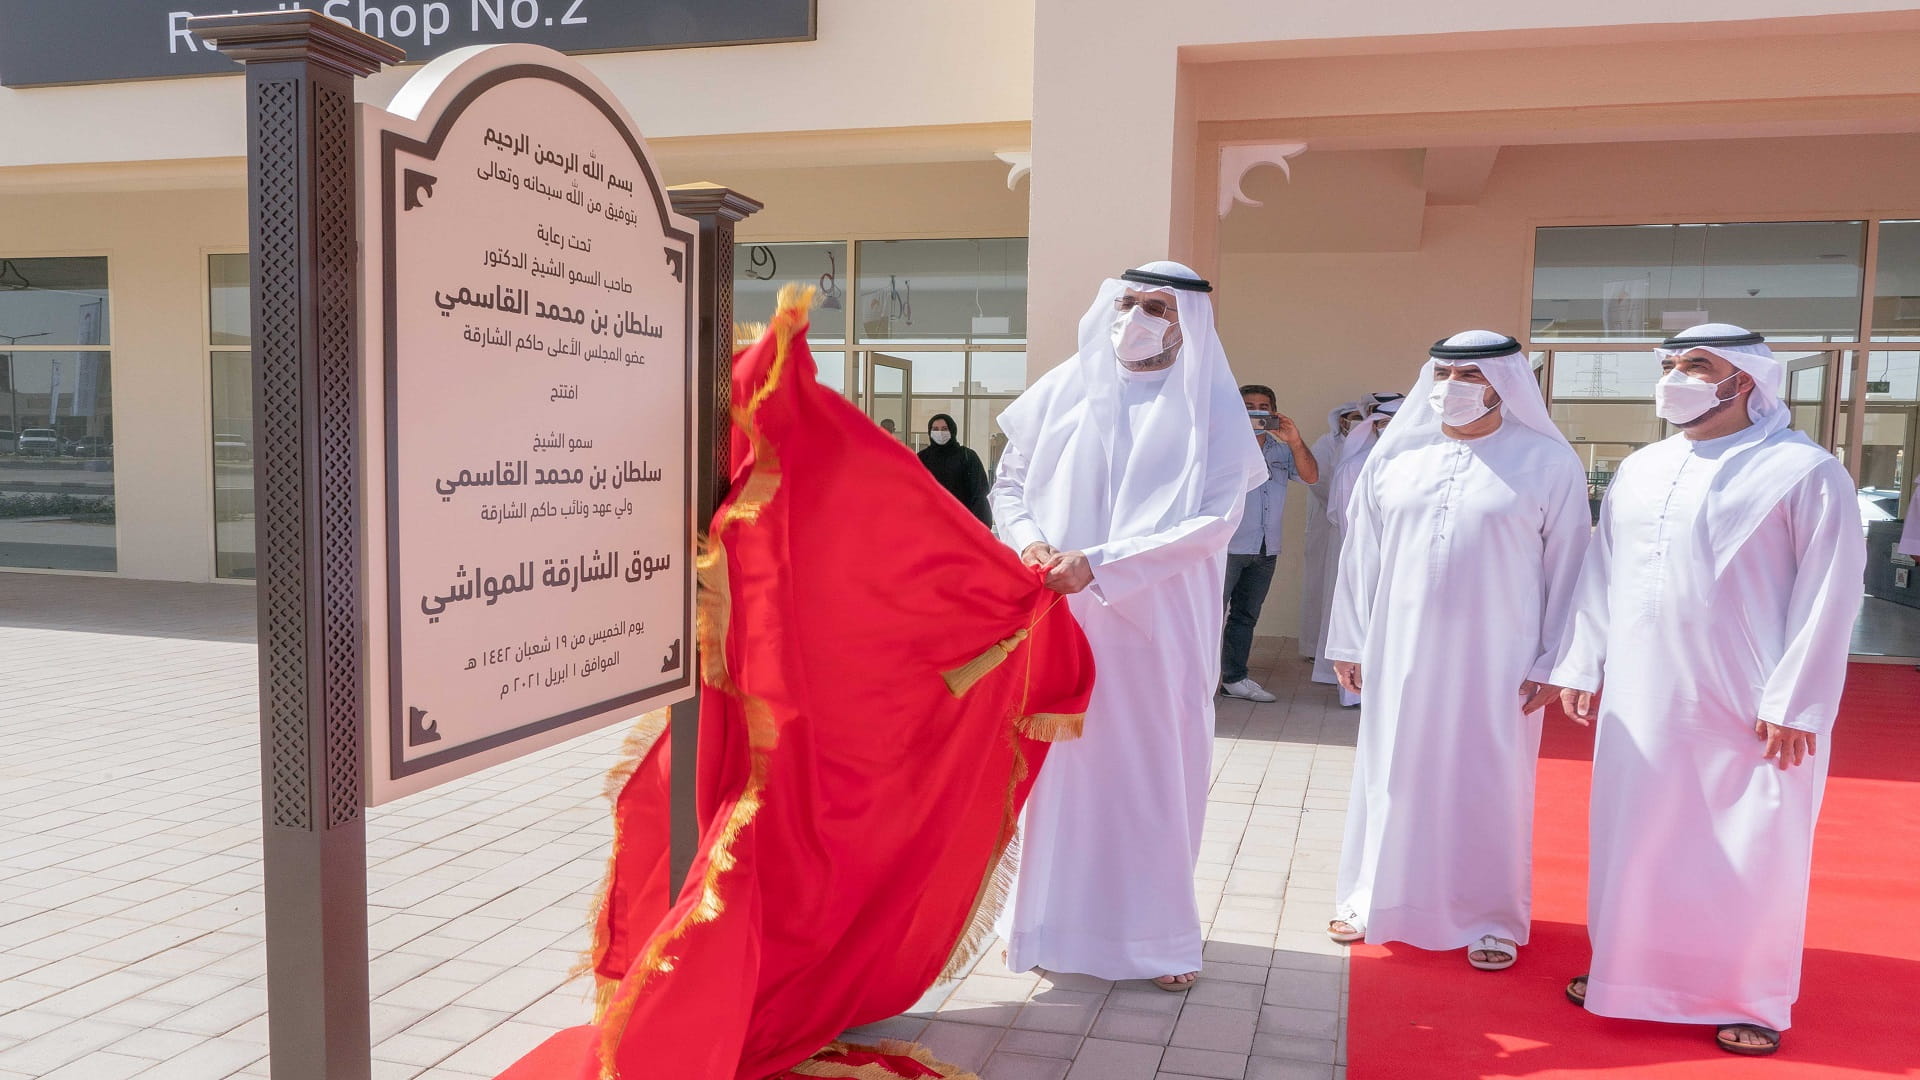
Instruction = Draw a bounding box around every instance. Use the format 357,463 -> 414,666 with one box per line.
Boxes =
996,261 -> 1266,553
1368,330 -> 1572,466
1652,323 -> 1844,579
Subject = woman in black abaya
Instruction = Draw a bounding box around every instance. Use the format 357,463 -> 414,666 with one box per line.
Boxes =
917,413 -> 992,527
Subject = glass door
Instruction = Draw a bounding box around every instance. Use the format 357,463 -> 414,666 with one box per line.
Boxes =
865,354 -> 911,443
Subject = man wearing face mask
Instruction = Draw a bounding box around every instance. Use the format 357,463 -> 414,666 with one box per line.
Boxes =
1311,393 -> 1403,706
1219,383 -> 1319,703
1323,331 -> 1590,971
991,261 -> 1265,991
1550,325 -> 1864,1057
1298,399 -> 1369,662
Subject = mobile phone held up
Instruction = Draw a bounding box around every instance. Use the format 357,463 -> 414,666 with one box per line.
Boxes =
1247,410 -> 1282,432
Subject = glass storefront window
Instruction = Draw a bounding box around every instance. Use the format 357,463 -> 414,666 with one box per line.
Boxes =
731,237 -> 1028,462
208,253 -> 255,580
0,257 -> 110,345
0,256 -> 114,572
1872,220 -> 1920,342
209,252 -> 250,347
854,238 -> 1027,344
0,352 -> 117,572
734,241 -> 848,343
1532,221 -> 1866,342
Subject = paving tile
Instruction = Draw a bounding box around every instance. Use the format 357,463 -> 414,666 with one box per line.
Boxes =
1251,1033 -> 1338,1065
981,1051 -> 1073,1080
1012,989 -> 1104,1035
1088,1006 -> 1177,1045
1157,1047 -> 1251,1079
1247,1057 -> 1336,1080
1257,1005 -> 1340,1040
1170,1003 -> 1259,1053
1064,1037 -> 1163,1080
915,1019 -> 1008,1072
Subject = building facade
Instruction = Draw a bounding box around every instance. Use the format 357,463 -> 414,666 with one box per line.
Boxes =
3,0 -> 1917,656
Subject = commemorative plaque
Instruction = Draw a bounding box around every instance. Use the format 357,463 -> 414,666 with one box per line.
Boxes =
360,45 -> 698,802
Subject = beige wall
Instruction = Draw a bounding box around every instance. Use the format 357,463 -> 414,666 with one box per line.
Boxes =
1214,133 -> 1920,641
0,187 -> 248,581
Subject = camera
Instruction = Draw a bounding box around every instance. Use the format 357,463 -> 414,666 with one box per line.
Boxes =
1247,410 -> 1282,432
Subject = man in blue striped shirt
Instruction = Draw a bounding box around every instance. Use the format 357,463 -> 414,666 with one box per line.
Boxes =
1221,384 -> 1318,702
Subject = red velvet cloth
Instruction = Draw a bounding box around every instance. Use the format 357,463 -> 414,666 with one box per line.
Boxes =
498,290 -> 1094,1080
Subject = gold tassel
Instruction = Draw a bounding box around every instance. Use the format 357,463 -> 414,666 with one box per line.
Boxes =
940,629 -> 1028,697
1015,712 -> 1084,742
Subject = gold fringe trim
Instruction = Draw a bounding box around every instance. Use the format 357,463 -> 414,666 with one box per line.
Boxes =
695,534 -> 735,692
937,830 -> 1019,983
1014,712 -> 1084,743
940,629 -> 1029,697
591,283 -> 812,1080
790,1040 -> 982,1080
569,709 -> 672,992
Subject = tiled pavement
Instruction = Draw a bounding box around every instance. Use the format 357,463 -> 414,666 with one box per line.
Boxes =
0,572 -> 1357,1079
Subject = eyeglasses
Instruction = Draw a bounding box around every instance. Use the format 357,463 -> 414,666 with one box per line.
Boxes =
1114,295 -> 1174,319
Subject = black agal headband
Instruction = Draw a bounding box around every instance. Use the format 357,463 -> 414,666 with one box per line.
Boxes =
1429,334 -> 1521,361
1660,329 -> 1766,348
1121,268 -> 1212,293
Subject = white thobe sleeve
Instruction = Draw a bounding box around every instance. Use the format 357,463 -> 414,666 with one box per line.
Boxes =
1321,461 -> 1381,665
1078,467 -> 1249,607
1549,486 -> 1615,694
990,442 -> 1047,553
1531,464 -> 1594,683
1758,464 -> 1867,735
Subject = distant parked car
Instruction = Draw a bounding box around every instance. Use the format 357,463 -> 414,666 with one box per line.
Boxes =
213,432 -> 251,462
68,436 -> 112,458
1858,487 -> 1901,536
17,428 -> 59,456
0,429 -> 17,454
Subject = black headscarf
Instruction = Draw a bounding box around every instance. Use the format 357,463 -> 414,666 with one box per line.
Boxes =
917,413 -> 992,527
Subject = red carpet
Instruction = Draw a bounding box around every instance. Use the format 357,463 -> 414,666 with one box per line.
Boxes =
1346,664 -> 1920,1079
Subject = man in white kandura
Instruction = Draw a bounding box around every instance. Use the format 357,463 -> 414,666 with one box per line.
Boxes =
1324,332 -> 1591,971
1297,399 -> 1369,662
993,261 -> 1265,991
1310,394 -> 1403,707
1553,324 -> 1865,1057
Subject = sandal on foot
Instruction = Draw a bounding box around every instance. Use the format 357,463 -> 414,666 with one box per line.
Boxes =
1716,1025 -> 1781,1056
1565,975 -> 1587,1008
1467,935 -> 1518,972
1328,919 -> 1365,944
1153,973 -> 1199,992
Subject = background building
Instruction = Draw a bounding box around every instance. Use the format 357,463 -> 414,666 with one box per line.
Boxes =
3,0 -> 1916,657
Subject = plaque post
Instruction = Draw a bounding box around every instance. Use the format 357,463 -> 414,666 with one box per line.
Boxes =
190,13 -> 404,1080
665,183 -> 762,894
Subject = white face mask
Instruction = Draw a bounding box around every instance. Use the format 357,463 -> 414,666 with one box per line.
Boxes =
1429,379 -> 1493,426
1111,306 -> 1178,363
930,429 -> 952,445
1653,369 -> 1739,424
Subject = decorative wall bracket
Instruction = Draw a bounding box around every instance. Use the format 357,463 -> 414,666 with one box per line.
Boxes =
1218,141 -> 1307,218
995,150 -> 1032,192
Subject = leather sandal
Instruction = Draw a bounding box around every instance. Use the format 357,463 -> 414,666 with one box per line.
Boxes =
1716,1024 -> 1781,1056
1467,934 -> 1518,971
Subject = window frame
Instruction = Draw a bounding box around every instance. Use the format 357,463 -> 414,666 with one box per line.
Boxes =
0,248 -> 120,576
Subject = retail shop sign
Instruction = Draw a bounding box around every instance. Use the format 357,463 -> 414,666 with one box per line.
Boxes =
360,44 -> 698,803
0,0 -> 815,88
